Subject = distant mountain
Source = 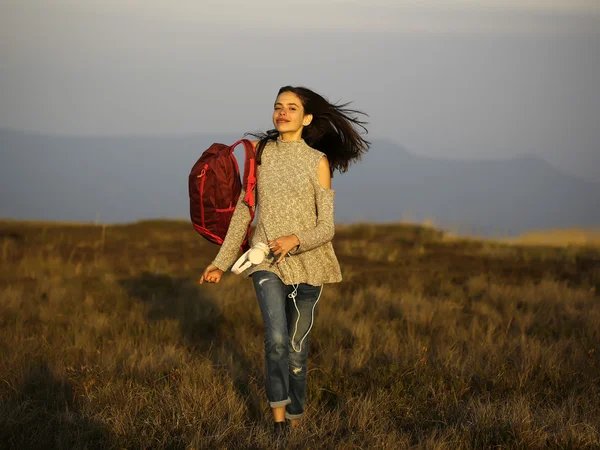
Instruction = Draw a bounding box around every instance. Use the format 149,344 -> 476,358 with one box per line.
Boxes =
332,138 -> 600,235
1,129 -> 599,235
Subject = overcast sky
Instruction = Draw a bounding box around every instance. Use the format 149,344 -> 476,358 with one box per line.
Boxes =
1,0 -> 599,181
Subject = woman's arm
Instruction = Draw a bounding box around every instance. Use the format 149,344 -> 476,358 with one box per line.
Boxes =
211,187 -> 254,271
289,156 -> 335,254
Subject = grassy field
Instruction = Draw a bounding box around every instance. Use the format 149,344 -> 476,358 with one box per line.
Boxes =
0,220 -> 599,449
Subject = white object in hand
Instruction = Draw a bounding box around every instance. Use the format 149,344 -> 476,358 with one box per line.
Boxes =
231,242 -> 270,274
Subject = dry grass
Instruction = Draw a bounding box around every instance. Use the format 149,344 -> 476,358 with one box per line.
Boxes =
506,228 -> 600,248
0,220 -> 599,449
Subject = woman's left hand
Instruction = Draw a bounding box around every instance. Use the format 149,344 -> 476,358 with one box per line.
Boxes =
268,235 -> 300,264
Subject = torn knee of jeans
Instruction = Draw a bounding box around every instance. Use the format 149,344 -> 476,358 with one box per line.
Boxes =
290,365 -> 303,375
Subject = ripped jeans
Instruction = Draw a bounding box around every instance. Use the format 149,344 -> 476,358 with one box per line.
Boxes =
250,270 -> 323,420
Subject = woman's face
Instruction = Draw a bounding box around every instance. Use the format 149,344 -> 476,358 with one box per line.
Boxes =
272,91 -> 312,135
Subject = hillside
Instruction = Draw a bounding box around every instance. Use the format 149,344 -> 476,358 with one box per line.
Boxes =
0,220 -> 599,448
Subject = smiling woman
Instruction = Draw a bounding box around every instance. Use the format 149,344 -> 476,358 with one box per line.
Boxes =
253,86 -> 370,176
198,85 -> 369,442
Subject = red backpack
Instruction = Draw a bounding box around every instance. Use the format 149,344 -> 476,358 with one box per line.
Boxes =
189,139 -> 257,252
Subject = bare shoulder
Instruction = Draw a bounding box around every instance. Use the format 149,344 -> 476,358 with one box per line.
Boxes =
310,148 -> 329,166
302,144 -> 332,188
317,153 -> 330,169
317,154 -> 331,189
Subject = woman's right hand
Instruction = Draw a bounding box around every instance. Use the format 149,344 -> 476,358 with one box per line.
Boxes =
199,264 -> 224,284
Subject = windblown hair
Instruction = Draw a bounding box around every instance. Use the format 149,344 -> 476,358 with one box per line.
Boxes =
246,86 -> 370,176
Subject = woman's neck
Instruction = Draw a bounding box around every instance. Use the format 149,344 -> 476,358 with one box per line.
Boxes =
278,131 -> 303,142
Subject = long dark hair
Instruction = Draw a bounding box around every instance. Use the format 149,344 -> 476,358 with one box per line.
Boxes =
246,86 -> 370,176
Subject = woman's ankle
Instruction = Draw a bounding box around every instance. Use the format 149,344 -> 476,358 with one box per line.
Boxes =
272,406 -> 286,422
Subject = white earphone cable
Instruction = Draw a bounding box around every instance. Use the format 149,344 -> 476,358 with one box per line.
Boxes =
260,220 -> 320,353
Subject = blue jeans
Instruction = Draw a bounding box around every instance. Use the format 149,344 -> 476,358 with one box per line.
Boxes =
250,270 -> 323,420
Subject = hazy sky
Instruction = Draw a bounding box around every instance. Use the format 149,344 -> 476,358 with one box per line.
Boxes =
1,0 -> 599,181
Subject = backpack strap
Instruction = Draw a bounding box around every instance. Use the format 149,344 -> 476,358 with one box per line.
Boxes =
230,139 -> 257,209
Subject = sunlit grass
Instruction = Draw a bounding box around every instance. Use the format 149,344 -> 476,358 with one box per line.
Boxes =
1,220 -> 599,448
